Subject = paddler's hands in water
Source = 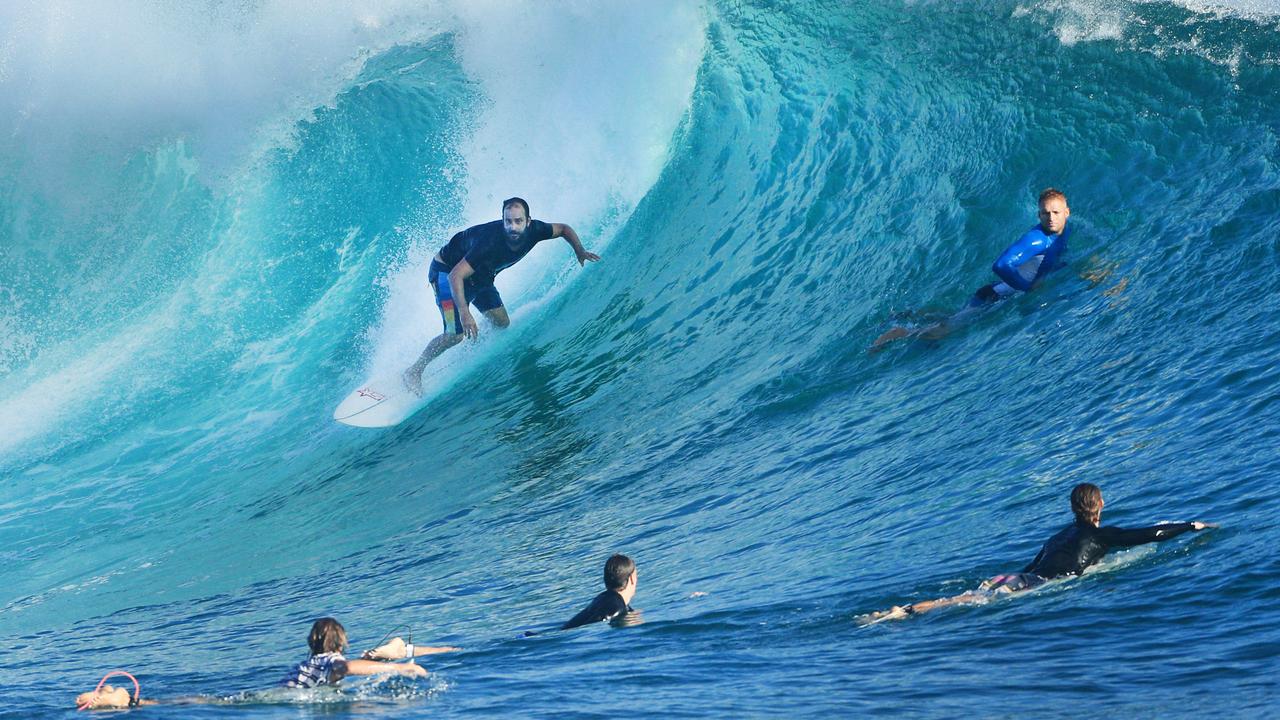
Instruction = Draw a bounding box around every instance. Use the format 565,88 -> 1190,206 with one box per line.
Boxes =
575,248 -> 601,266
399,662 -> 428,678
1192,521 -> 1218,530
461,309 -> 480,339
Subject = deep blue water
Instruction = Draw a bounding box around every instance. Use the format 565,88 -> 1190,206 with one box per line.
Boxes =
2,0 -> 1279,717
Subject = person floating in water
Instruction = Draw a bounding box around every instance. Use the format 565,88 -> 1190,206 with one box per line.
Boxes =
75,671 -> 159,710
562,554 -> 638,630
403,197 -> 599,395
73,618 -> 453,708
870,188 -> 1072,351
862,483 -> 1215,623
281,617 -> 431,687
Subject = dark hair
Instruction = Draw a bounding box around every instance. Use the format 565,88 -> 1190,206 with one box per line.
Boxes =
308,617 -> 348,655
603,554 -> 636,591
1070,483 -> 1103,526
502,197 -> 530,220
1038,187 -> 1068,206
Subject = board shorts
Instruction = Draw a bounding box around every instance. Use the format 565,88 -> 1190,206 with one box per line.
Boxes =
977,572 -> 1046,596
429,259 -> 503,335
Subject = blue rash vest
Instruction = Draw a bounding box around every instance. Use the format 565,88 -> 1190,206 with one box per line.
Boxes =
991,223 -> 1069,292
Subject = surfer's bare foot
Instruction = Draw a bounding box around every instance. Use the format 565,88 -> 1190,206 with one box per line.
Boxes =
402,367 -> 423,397
860,605 -> 911,624
869,327 -> 912,353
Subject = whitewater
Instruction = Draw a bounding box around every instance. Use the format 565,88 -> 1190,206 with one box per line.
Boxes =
2,0 -> 1278,716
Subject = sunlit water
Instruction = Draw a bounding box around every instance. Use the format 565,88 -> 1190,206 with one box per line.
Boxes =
2,1 -> 1278,716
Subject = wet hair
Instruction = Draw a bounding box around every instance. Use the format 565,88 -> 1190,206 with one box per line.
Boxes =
1070,483 -> 1104,526
502,197 -> 531,220
308,617 -> 348,655
603,554 -> 636,591
1038,187 -> 1068,206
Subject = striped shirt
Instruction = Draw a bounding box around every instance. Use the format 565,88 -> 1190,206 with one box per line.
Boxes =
282,651 -> 345,688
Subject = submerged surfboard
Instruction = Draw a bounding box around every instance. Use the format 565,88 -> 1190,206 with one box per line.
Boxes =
333,381 -> 416,428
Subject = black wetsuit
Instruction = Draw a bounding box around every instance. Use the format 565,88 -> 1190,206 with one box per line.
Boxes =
561,590 -> 632,630
1023,520 -> 1198,579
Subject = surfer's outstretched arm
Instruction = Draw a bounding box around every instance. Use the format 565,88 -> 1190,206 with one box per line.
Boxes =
1100,521 -> 1215,548
337,658 -> 427,679
551,223 -> 599,266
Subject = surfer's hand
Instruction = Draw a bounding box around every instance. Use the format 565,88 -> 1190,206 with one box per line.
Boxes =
1192,521 -> 1217,530
461,311 -> 479,339
576,249 -> 600,266
399,662 -> 428,678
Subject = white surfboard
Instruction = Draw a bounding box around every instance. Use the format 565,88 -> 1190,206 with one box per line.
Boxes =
333,381 -> 417,428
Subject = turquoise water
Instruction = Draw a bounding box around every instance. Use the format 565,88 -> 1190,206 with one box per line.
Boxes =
3,0 -> 1279,716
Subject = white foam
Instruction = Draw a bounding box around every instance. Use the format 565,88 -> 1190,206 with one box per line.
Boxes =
1159,0 -> 1280,15
0,2 -> 707,459
0,1 -> 457,182
1016,0 -> 1280,47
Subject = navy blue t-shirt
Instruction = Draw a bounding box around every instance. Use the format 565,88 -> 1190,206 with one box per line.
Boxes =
438,219 -> 556,286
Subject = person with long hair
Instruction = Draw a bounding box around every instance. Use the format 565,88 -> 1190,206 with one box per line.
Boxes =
281,617 -> 430,688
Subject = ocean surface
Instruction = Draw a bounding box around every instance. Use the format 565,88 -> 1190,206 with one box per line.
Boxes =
2,0 -> 1279,716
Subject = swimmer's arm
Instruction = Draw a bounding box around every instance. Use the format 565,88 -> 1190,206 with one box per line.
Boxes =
991,232 -> 1044,292
449,260 -> 479,338
551,223 -> 600,266
340,658 -> 427,678
410,645 -> 461,656
1099,522 -> 1201,548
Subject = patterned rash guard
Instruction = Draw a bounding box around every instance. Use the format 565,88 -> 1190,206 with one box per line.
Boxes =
282,651 -> 346,688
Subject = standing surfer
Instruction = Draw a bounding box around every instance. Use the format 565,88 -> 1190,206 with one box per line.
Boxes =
403,197 -> 599,395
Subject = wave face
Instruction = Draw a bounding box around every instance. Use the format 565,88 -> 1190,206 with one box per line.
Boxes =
3,1 -> 1279,716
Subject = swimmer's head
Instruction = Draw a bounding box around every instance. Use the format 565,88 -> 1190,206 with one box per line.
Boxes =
308,617 -> 348,655
75,684 -> 133,709
1037,188 -> 1070,235
1071,483 -> 1104,526
502,197 -> 531,242
604,553 -> 637,592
